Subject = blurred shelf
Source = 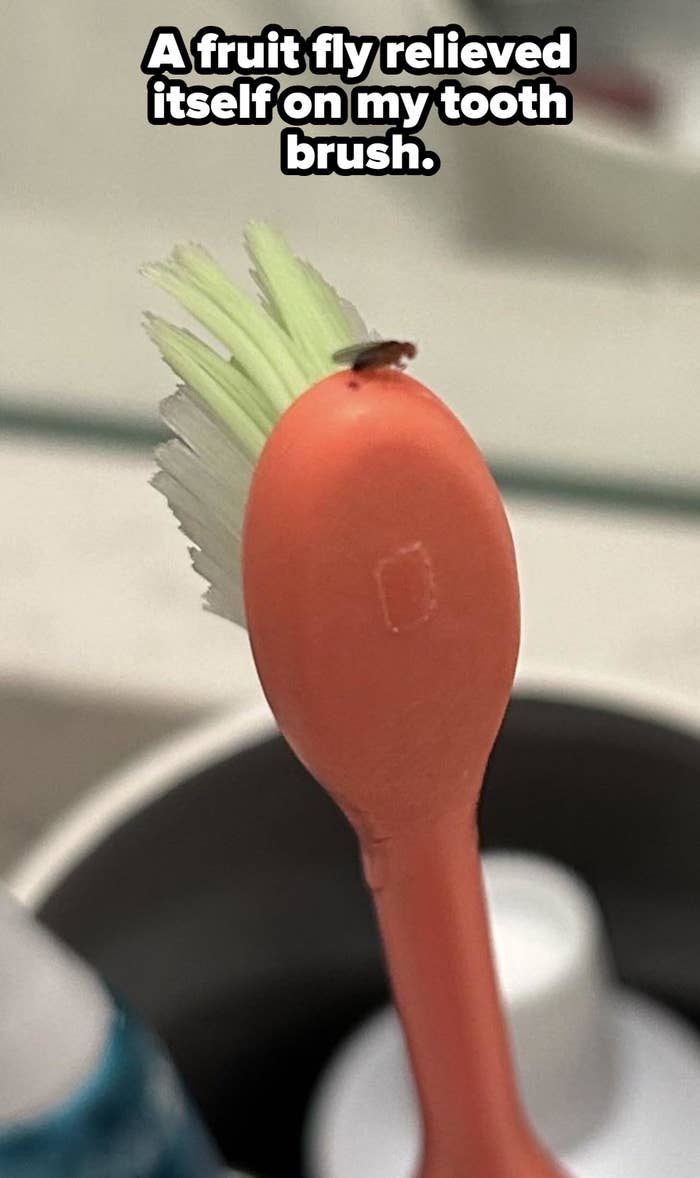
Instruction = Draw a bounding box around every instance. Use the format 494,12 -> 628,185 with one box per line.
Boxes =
1,432 -> 697,709
2,401 -> 699,518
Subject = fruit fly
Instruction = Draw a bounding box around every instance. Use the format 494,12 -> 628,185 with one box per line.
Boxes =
332,340 -> 417,372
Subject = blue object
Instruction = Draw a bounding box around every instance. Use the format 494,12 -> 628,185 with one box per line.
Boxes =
0,996 -> 222,1178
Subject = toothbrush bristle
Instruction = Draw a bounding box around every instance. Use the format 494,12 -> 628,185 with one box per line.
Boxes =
145,224 -> 370,625
151,388 -> 251,626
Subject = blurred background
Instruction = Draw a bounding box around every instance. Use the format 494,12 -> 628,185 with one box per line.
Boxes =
1,0 -> 698,874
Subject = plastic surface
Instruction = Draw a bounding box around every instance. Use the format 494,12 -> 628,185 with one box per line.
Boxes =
0,888 -> 110,1124
243,369 -> 519,839
0,890 -> 222,1177
0,1000 -> 222,1177
243,371 -> 562,1177
307,855 -> 700,1178
482,855 -> 614,1152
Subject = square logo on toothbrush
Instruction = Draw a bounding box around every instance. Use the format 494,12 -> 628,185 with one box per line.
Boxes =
375,542 -> 437,634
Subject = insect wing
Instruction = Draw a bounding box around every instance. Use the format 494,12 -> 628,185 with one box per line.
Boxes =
332,342 -> 376,365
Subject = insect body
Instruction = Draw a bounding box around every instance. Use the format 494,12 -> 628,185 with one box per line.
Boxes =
332,340 -> 417,372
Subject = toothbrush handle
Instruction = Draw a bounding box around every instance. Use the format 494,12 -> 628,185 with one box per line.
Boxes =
362,812 -> 564,1178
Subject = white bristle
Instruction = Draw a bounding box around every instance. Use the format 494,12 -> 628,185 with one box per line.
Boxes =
191,548 -> 245,626
203,583 -> 245,625
155,441 -> 246,536
151,477 -> 227,573
154,385 -> 253,623
158,491 -> 242,576
161,387 -> 254,502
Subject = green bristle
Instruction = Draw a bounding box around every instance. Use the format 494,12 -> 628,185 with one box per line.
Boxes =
144,314 -> 268,460
144,223 -> 369,623
144,222 -> 367,449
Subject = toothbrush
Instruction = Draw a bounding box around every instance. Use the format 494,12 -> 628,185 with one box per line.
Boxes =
146,226 -> 564,1178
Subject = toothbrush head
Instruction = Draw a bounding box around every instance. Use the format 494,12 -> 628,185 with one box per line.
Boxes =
243,368 -> 520,839
146,226 -> 519,837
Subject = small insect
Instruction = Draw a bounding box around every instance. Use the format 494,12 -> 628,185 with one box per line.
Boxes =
332,340 -> 417,372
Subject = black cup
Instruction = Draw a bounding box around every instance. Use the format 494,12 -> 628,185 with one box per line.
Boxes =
25,695 -> 700,1178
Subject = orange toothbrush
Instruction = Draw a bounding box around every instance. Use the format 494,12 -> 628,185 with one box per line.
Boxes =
243,367 -> 566,1178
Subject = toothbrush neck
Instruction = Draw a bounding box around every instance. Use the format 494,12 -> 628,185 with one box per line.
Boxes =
362,811 -> 560,1178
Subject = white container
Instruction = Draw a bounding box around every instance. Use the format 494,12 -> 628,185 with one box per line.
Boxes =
306,853 -> 700,1178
